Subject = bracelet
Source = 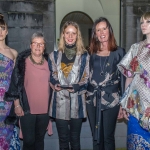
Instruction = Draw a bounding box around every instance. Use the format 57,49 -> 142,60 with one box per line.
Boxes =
15,105 -> 21,109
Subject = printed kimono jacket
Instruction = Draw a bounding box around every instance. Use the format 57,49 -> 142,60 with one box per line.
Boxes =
48,50 -> 89,120
118,40 -> 150,131
86,47 -> 125,108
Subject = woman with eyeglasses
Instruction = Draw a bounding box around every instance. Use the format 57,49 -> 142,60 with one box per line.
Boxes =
4,32 -> 50,150
0,13 -> 20,150
49,21 -> 89,150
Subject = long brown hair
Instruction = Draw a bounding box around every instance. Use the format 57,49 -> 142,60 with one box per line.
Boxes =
58,21 -> 86,55
90,17 -> 117,54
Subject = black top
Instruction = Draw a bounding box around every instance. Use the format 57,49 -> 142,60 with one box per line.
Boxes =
61,52 -> 75,64
92,55 -> 109,83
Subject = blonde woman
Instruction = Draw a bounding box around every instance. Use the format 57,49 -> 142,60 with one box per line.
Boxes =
49,21 -> 89,150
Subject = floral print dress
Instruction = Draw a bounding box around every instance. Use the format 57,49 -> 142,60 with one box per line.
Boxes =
118,40 -> 150,150
0,53 -> 20,150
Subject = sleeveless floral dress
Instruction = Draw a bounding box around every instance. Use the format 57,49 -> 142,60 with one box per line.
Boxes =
0,53 -> 20,150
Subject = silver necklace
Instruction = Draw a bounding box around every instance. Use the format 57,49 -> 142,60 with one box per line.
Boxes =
99,56 -> 108,76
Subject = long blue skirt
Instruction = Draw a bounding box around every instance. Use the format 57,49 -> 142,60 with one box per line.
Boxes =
127,115 -> 150,150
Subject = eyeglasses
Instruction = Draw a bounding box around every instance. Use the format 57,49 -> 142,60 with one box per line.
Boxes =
31,42 -> 45,47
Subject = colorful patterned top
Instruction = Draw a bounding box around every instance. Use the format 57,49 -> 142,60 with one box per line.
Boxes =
118,40 -> 150,131
0,53 -> 20,149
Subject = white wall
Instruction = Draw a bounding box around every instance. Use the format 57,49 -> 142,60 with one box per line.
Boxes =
56,0 -> 120,45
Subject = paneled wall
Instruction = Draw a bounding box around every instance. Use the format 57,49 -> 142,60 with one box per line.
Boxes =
0,0 -> 55,53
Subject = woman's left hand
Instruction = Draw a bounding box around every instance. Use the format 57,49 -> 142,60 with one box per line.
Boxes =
67,85 -> 74,93
67,89 -> 74,93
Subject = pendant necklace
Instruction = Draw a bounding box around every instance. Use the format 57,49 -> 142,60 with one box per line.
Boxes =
99,56 -> 108,76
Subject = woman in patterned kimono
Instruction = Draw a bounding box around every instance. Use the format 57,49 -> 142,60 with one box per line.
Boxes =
0,14 -> 20,149
49,21 -> 89,150
86,17 -> 125,150
118,12 -> 150,150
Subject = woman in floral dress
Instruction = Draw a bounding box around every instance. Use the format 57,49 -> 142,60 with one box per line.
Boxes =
0,14 -> 20,150
118,12 -> 150,150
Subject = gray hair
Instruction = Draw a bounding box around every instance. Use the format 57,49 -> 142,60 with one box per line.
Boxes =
30,32 -> 46,43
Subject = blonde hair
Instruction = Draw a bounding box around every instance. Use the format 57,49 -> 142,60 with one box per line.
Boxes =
141,12 -> 150,21
58,21 -> 86,55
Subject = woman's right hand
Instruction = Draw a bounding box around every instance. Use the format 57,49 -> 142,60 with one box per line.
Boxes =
122,109 -> 129,120
54,84 -> 62,91
14,99 -> 24,117
15,105 -> 24,117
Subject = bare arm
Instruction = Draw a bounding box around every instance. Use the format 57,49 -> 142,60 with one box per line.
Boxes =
125,77 -> 133,89
121,77 -> 133,120
11,49 -> 18,66
118,77 -> 133,120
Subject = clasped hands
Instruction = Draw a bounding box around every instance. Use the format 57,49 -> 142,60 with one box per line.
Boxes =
117,106 -> 129,120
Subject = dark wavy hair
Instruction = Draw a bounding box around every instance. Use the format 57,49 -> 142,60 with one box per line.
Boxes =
90,17 -> 117,54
